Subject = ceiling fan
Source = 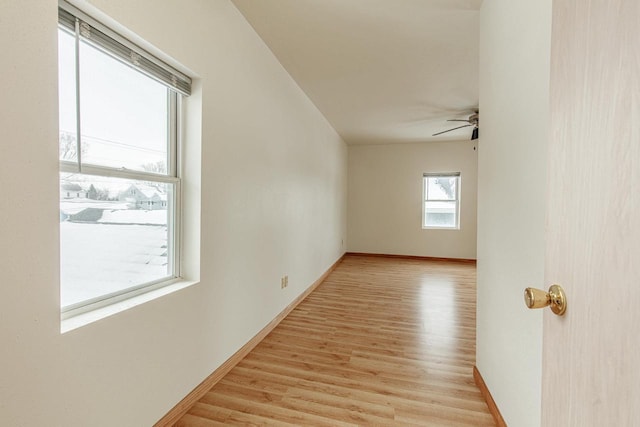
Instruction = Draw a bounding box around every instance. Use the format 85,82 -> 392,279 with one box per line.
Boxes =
432,110 -> 479,140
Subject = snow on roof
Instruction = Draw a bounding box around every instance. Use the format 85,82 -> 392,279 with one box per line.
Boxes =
60,177 -> 167,199
61,183 -> 83,191
125,184 -> 167,199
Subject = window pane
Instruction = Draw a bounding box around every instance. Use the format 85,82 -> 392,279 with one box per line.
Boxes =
426,177 -> 457,200
60,173 -> 174,308
58,28 -> 78,161
425,201 -> 457,227
79,40 -> 169,173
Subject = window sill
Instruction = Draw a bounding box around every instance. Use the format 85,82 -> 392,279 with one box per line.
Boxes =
61,279 -> 198,333
422,226 -> 460,230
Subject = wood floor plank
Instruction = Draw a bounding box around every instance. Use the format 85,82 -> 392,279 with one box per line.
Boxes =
177,255 -> 494,426
175,412 -> 229,427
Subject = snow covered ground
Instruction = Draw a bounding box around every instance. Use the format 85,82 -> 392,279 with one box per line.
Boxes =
60,199 -> 129,215
59,200 -> 171,308
99,209 -> 166,225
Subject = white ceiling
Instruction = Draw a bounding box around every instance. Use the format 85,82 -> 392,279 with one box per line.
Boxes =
231,0 -> 481,145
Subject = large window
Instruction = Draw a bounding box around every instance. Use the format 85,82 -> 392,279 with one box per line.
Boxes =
58,2 -> 191,316
423,173 -> 460,229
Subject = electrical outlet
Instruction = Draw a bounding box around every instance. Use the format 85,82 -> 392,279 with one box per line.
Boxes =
280,277 -> 285,289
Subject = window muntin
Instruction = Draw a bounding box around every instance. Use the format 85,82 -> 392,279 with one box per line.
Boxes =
58,3 -> 188,315
423,173 -> 460,229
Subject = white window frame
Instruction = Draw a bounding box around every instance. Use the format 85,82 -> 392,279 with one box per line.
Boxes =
422,172 -> 461,230
58,1 -> 190,318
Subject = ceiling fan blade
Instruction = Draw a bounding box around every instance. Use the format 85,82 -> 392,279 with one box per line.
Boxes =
447,119 -> 471,123
432,124 -> 472,136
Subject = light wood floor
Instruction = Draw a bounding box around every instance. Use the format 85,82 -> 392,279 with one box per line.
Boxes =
176,255 -> 495,426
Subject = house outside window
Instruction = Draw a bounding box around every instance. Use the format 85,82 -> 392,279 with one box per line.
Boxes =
57,1 -> 191,317
422,173 -> 461,229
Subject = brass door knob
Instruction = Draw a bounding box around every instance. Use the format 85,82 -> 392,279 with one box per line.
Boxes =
524,284 -> 567,316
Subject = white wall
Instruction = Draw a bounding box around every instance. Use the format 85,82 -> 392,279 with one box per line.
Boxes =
0,1 -> 347,426
476,0 -> 551,426
348,141 -> 477,259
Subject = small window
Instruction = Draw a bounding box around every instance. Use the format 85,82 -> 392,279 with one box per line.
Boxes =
58,1 -> 191,316
423,173 -> 460,229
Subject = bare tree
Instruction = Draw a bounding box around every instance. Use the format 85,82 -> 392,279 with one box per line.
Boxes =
87,184 -> 110,200
435,178 -> 455,199
141,160 -> 167,174
59,132 -> 87,160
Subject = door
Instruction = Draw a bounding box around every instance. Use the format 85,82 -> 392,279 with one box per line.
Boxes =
542,0 -> 640,425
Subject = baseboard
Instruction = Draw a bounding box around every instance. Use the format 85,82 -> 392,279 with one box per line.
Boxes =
153,254 -> 346,427
473,365 -> 507,427
346,251 -> 477,264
